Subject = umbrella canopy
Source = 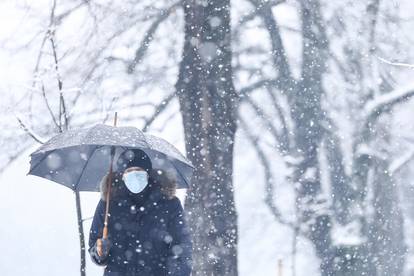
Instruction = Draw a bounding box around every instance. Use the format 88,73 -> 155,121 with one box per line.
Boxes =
28,124 -> 194,191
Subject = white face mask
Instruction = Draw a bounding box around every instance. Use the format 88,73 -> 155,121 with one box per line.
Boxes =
122,171 -> 148,194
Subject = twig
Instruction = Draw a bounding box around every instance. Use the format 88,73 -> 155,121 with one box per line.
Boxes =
239,116 -> 294,227
16,116 -> 45,144
142,92 -> 176,132
150,111 -> 179,133
364,84 -> 414,120
238,78 -> 281,98
243,95 -> 284,149
127,1 -> 181,73
266,87 -> 291,153
49,31 -> 68,131
41,81 -> 60,129
389,147 -> 414,175
0,145 -> 32,174
234,0 -> 286,36
377,56 -> 414,69
248,0 -> 292,81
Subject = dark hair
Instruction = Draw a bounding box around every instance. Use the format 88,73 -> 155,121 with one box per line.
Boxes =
149,169 -> 176,199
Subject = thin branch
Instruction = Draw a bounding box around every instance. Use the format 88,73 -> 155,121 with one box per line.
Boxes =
49,31 -> 68,131
16,116 -> 45,144
127,1 -> 181,73
68,14 -> 170,117
0,145 -> 32,174
363,84 -> 414,120
240,0 -> 286,25
377,56 -> 414,70
41,82 -> 60,129
389,147 -> 414,175
266,87 -> 291,153
248,0 -> 293,82
239,116 -> 294,228
238,78 -> 281,98
243,95 -> 284,150
367,0 -> 380,55
142,92 -> 176,132
150,111 -> 179,133
31,0 -> 83,87
233,0 -> 286,38
329,51 -> 353,84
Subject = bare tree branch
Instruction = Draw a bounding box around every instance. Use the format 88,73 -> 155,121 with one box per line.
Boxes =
266,87 -> 291,153
248,0 -> 293,82
364,84 -> 414,120
49,31 -> 68,131
233,0 -> 286,38
243,95 -> 285,150
142,92 -> 176,132
150,111 -> 179,133
239,116 -> 295,228
41,82 -> 60,129
0,145 -> 32,174
377,56 -> 414,69
389,147 -> 414,175
16,116 -> 45,144
127,1 -> 181,74
238,78 -> 281,98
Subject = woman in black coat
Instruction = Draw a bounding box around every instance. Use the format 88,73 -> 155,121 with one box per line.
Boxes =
88,149 -> 192,276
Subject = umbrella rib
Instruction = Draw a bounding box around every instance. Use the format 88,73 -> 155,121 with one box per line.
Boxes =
74,145 -> 103,192
169,159 -> 192,189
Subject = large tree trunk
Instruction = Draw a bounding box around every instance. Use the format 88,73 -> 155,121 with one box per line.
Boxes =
361,117 -> 407,276
291,1 -> 333,275
324,128 -> 353,225
175,0 -> 239,275
368,158 -> 406,276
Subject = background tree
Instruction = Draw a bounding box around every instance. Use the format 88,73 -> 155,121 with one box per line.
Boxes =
175,0 -> 239,274
233,0 -> 414,275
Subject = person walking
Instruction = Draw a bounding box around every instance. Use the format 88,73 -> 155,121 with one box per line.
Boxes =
88,149 -> 192,276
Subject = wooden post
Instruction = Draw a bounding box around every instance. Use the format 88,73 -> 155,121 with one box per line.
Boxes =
278,259 -> 283,276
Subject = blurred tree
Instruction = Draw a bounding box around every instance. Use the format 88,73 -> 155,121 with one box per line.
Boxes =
175,0 -> 239,274
235,0 -> 414,275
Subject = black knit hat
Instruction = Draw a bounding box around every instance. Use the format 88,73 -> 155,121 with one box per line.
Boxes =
116,149 -> 152,173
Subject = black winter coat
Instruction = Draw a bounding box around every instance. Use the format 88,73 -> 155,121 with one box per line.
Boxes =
88,176 -> 192,276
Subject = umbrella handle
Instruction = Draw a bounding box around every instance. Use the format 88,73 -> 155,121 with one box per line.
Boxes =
103,225 -> 108,239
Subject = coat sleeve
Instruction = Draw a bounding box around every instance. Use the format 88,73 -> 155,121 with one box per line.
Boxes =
166,198 -> 193,276
88,199 -> 109,266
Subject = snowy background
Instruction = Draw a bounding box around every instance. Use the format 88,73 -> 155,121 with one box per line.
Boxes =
1,0 -> 414,275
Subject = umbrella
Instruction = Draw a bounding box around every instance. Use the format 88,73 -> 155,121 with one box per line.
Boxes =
28,119 -> 194,259
28,124 -> 194,191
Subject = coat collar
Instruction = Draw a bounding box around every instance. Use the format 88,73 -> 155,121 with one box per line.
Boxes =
113,186 -> 165,223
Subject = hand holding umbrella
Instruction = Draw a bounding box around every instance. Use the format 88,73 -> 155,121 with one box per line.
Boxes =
96,237 -> 111,258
